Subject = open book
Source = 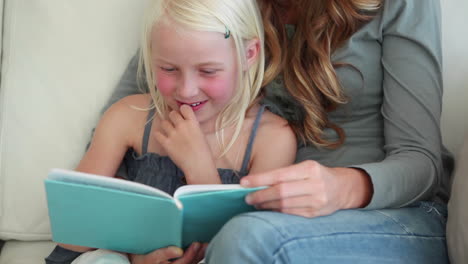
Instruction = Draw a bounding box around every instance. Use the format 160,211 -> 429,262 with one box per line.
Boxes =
44,168 -> 263,254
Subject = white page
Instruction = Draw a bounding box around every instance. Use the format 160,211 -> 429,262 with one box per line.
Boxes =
48,168 -> 174,200
173,184 -> 245,198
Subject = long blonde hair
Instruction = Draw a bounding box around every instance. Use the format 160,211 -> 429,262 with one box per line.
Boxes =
138,0 -> 265,155
258,0 -> 382,147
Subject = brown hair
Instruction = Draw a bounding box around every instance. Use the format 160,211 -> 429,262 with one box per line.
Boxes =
257,0 -> 382,147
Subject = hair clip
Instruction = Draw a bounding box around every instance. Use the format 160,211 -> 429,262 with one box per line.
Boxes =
224,26 -> 231,39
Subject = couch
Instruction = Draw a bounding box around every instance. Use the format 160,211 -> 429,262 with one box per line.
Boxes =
0,0 -> 467,263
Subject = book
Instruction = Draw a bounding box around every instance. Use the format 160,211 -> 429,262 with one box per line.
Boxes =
44,168 -> 263,254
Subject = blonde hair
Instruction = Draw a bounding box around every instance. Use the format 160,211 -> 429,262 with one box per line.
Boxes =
138,0 -> 265,155
258,0 -> 382,147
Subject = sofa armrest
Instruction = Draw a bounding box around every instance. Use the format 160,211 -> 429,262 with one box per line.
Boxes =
447,132 -> 468,264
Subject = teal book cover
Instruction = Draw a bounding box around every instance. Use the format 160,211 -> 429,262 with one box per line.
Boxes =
44,169 -> 262,254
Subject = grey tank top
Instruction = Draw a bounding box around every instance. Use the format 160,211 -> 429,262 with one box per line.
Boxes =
122,105 -> 266,195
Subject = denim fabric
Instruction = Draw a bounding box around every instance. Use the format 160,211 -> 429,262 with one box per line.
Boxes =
205,202 -> 448,264
45,246 -> 83,264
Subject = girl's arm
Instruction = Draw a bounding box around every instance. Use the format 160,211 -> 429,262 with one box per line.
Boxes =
85,51 -> 144,179
57,95 -> 146,253
77,96 -> 141,176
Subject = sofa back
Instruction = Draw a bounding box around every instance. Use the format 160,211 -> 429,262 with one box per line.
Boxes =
440,0 -> 468,155
0,0 -> 149,240
0,0 -> 467,242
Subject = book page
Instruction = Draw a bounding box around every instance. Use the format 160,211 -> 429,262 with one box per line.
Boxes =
48,168 -> 173,200
173,184 -> 246,198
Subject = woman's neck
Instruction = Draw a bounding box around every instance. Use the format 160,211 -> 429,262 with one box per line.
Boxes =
283,5 -> 298,25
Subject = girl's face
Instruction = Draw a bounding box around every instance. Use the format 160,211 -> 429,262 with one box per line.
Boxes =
151,23 -> 238,129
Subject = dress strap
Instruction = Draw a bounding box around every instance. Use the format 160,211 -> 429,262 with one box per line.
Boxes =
239,105 -> 267,175
142,108 -> 156,155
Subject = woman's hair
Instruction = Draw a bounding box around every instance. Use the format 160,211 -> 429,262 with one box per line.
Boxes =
139,0 -> 265,155
257,0 -> 382,147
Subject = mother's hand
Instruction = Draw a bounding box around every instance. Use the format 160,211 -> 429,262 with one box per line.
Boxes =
130,242 -> 207,264
241,160 -> 373,218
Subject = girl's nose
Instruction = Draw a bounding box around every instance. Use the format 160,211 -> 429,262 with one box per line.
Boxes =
177,74 -> 199,98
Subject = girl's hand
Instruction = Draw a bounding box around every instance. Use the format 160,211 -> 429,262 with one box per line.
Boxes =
241,160 -> 373,218
154,105 -> 220,184
130,243 -> 207,264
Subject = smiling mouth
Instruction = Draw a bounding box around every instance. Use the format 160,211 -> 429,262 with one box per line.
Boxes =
176,100 -> 208,110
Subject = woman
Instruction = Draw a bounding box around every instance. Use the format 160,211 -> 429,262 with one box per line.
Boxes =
49,0 -> 453,263
203,0 -> 453,263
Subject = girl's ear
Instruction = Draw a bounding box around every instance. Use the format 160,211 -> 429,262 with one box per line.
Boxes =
244,38 -> 261,70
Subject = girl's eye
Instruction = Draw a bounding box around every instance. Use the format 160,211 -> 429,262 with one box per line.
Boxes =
161,67 -> 176,72
201,69 -> 217,75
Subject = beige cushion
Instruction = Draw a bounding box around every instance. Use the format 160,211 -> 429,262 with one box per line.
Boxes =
447,133 -> 468,264
0,0 -> 3,58
0,240 -> 56,264
0,0 -> 149,240
442,0 -> 468,261
440,0 -> 468,155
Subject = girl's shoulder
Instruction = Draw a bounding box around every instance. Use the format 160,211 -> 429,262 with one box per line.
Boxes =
244,105 -> 297,173
98,94 -> 153,146
104,94 -> 152,122
109,93 -> 152,111
246,105 -> 290,131
246,105 -> 296,148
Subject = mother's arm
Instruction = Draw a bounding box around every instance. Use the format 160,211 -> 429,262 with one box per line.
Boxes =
352,0 -> 448,209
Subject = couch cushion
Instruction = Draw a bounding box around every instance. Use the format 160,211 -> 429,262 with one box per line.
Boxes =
440,0 -> 468,156
0,240 -> 56,264
0,0 -> 149,240
0,0 -> 3,62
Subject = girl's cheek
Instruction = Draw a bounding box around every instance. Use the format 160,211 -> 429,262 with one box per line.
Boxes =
155,73 -> 175,96
202,77 -> 235,102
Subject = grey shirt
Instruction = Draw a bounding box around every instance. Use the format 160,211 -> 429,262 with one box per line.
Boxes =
103,0 -> 453,210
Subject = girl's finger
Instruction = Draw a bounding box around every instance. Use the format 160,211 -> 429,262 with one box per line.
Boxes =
145,246 -> 184,263
193,243 -> 208,263
168,110 -> 184,126
159,119 -> 174,136
179,104 -> 197,120
173,242 -> 201,264
154,131 -> 168,146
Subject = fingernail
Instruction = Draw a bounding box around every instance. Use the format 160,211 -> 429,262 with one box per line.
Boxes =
170,247 -> 183,257
241,179 -> 250,187
245,194 -> 252,204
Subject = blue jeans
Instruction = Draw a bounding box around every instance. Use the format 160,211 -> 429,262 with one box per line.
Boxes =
205,202 -> 448,264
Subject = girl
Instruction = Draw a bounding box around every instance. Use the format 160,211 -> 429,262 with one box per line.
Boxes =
45,0 -> 296,263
